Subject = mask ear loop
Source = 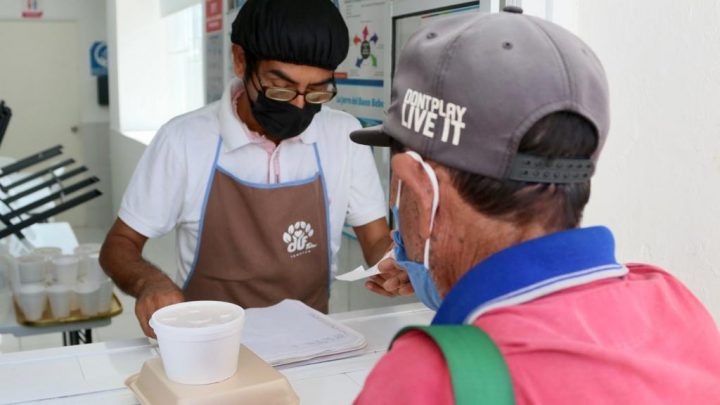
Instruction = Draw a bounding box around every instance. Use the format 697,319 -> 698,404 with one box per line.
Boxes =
395,181 -> 402,208
404,151 -> 439,269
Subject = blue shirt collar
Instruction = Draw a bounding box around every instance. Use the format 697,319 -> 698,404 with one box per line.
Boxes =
432,226 -> 627,325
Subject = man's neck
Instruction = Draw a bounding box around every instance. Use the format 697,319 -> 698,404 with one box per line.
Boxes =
432,189 -> 549,295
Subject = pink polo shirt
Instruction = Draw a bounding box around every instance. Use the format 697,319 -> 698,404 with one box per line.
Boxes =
355,264 -> 720,404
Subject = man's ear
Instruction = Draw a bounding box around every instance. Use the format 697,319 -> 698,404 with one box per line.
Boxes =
231,45 -> 247,79
391,153 -> 435,240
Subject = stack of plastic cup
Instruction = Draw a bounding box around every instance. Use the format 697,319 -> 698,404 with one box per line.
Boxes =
149,301 -> 245,385
78,251 -> 114,314
10,245 -> 117,321
83,252 -> 109,284
74,243 -> 102,279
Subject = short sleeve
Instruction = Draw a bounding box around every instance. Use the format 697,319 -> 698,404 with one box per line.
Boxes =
354,330 -> 454,404
345,121 -> 387,227
118,126 -> 187,238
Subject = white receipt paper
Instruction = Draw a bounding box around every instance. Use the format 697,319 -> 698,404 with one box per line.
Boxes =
335,249 -> 395,281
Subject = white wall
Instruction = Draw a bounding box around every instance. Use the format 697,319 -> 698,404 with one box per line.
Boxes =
110,0 -> 203,132
571,0 -> 720,322
112,0 -> 167,131
0,0 -> 113,229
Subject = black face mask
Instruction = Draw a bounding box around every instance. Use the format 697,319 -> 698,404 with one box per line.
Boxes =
247,83 -> 321,141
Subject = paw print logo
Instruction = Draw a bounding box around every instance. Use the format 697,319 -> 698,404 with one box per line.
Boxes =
283,221 -> 316,253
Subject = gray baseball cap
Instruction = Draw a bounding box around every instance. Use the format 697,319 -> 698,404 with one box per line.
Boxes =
351,7 -> 609,183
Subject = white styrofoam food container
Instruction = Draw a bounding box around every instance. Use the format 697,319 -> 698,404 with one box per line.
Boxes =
150,301 -> 245,385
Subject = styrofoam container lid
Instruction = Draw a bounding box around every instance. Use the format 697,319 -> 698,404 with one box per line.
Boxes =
150,301 -> 245,341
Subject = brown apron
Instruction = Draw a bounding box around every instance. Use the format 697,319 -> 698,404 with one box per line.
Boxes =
184,138 -> 331,313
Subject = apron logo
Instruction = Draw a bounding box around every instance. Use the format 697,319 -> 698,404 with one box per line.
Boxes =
283,221 -> 317,258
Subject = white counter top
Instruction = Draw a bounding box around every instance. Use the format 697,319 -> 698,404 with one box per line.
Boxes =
0,303 -> 433,405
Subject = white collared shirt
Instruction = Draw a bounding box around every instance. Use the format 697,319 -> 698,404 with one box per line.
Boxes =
119,80 -> 387,283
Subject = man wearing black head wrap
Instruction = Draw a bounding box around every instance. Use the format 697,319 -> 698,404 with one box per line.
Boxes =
101,0 -> 396,338
230,0 -> 349,141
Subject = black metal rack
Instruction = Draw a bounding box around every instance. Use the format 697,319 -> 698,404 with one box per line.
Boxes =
0,101 -> 10,148
0,100 -> 103,243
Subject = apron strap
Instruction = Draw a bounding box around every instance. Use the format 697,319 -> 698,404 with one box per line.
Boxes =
391,325 -> 515,405
182,135 -> 224,290
311,142 -> 325,178
310,142 -> 332,290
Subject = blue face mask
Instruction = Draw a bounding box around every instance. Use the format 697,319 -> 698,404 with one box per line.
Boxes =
392,151 -> 443,311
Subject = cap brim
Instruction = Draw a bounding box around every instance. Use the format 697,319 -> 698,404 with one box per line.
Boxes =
350,125 -> 392,147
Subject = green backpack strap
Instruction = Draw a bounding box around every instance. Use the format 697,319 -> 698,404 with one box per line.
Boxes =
391,325 -> 515,405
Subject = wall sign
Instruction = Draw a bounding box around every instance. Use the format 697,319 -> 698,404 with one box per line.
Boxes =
21,0 -> 43,18
205,0 -> 223,33
329,0 -> 388,127
90,41 -> 108,77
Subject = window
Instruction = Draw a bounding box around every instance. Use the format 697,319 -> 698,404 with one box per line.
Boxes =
163,3 -> 204,119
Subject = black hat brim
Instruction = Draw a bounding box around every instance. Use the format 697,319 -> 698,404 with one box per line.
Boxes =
350,125 -> 392,147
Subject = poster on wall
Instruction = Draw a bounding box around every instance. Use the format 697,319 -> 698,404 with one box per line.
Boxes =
205,33 -> 224,103
205,0 -> 225,103
89,41 -> 108,77
205,0 -> 223,33
329,0 -> 388,128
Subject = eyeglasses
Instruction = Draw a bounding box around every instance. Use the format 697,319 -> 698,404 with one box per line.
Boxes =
252,75 -> 337,105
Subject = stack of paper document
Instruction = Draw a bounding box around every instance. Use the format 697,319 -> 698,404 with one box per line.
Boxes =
242,299 -> 367,366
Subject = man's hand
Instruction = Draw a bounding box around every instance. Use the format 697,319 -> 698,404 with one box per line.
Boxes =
365,256 -> 415,297
135,274 -> 185,338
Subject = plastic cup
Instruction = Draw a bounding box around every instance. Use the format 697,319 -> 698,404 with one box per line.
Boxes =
97,278 -> 114,313
51,255 -> 80,286
47,284 -> 72,319
18,283 -> 47,321
149,301 -> 245,385
74,243 -> 102,279
17,255 -> 48,284
83,253 -> 109,284
74,281 -> 99,316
